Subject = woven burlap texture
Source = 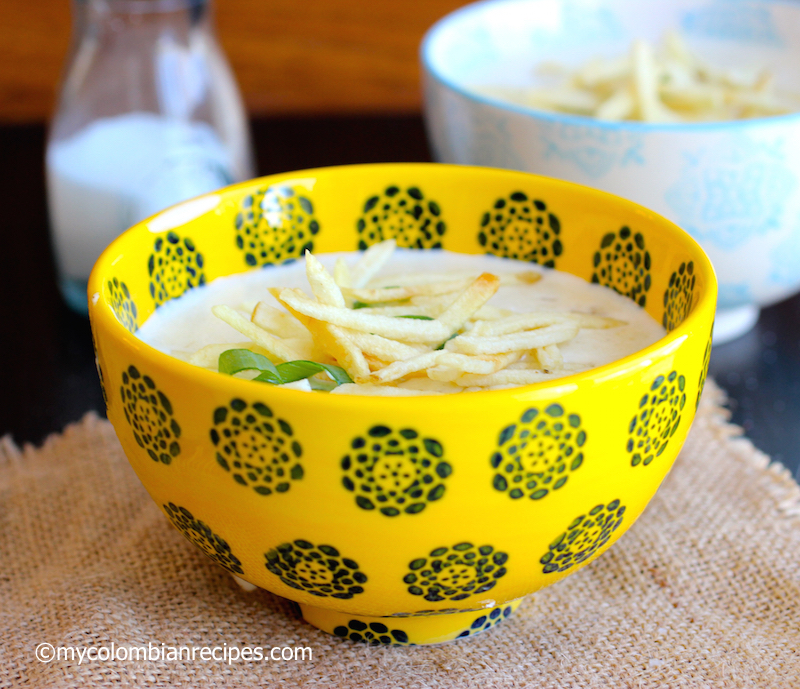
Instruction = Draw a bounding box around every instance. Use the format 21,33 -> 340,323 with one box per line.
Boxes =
1,381 -> 799,689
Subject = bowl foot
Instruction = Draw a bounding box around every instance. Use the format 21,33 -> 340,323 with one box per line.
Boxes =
300,599 -> 523,646
713,304 -> 760,345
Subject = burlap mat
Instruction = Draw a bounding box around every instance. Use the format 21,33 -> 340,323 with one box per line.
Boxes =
2,381 -> 799,689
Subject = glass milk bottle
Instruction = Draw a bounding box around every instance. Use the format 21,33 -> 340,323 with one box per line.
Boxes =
47,0 -> 254,313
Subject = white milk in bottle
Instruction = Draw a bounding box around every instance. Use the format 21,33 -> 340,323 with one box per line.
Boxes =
47,112 -> 234,309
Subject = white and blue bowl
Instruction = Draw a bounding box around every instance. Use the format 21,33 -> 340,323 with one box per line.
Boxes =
422,0 -> 800,342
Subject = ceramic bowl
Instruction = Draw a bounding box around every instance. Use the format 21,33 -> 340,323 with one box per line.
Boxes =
422,0 -> 800,343
88,163 -> 715,645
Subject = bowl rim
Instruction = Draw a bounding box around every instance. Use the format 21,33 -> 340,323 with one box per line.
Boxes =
89,162 -> 717,411
420,0 -> 800,133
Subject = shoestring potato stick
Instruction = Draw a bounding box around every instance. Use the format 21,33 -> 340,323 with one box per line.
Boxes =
196,240 -> 625,393
475,31 -> 800,122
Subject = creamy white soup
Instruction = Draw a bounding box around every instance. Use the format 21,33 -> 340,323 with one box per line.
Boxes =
136,248 -> 665,394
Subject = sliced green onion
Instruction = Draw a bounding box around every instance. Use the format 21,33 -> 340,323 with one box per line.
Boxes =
219,349 -> 279,377
396,315 -> 434,320
253,369 -> 282,384
308,377 -> 339,392
218,349 -> 352,389
353,299 -> 411,309
275,360 -> 353,385
435,333 -> 458,351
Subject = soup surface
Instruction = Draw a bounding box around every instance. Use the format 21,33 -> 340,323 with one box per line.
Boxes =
136,249 -> 666,393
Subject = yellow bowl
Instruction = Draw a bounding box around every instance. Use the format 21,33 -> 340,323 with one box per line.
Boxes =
89,163 -> 716,646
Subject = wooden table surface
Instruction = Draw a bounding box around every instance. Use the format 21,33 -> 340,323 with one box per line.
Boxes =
0,0 -> 469,122
0,114 -> 798,481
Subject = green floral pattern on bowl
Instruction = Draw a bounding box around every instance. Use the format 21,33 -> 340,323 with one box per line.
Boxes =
356,186 -> 446,249
491,404 -> 586,500
663,261 -> 696,331
456,605 -> 515,638
148,232 -> 205,307
404,542 -> 508,602
107,277 -> 138,332
333,620 -> 411,646
540,500 -> 626,574
265,540 -> 367,599
210,399 -> 303,496
591,226 -> 651,307
341,425 -> 451,516
164,502 -> 243,575
627,371 -> 686,467
478,192 -> 562,267
235,185 -> 320,267
120,365 -> 180,464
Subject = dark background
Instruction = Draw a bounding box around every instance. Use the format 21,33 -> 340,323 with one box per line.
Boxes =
2,116 -> 798,481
